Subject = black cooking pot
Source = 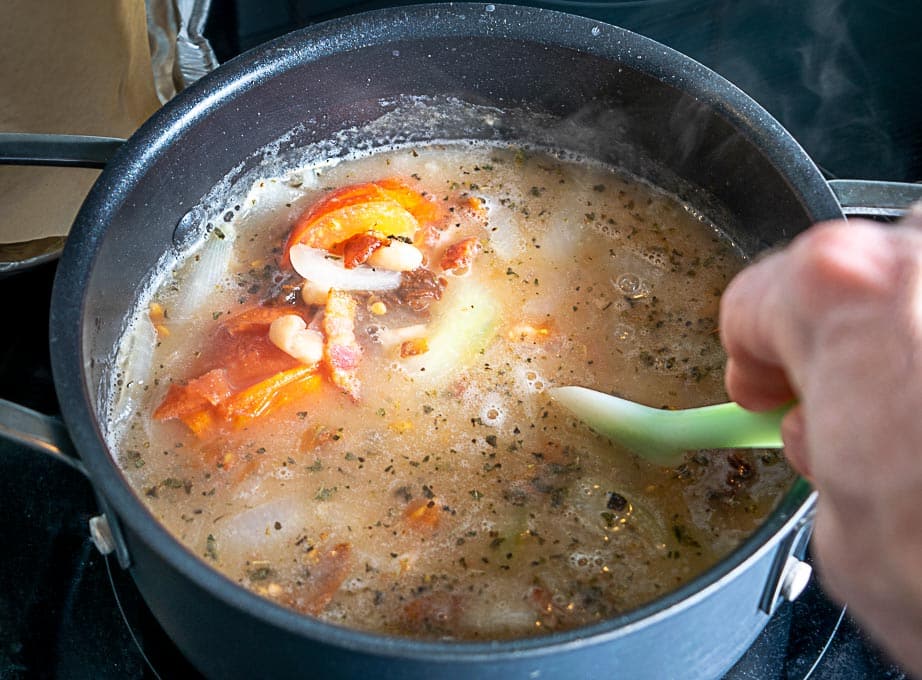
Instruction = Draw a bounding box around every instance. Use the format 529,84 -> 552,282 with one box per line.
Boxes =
2,4 -> 921,679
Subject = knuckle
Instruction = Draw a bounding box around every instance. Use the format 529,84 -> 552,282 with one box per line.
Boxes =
790,221 -> 898,300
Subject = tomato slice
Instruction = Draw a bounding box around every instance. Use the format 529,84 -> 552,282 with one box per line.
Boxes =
375,178 -> 442,225
153,302 -> 313,437
217,365 -> 321,429
282,179 -> 441,266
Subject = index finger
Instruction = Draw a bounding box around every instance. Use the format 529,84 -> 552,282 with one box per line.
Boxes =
720,249 -> 795,409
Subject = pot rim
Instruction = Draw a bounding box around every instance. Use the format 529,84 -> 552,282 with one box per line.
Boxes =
51,2 -> 839,661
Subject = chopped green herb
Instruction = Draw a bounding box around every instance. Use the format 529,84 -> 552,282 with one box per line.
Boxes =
124,449 -> 145,468
205,534 -> 218,561
315,487 -> 337,501
672,523 -> 702,548
247,564 -> 273,581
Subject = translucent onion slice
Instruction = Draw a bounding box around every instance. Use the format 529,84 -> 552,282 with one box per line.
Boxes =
289,244 -> 402,291
171,226 -> 235,322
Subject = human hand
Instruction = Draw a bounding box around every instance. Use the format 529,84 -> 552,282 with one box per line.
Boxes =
719,205 -> 922,676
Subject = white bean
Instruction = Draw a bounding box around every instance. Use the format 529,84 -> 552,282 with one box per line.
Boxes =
367,240 -> 423,272
301,278 -> 330,306
268,314 -> 323,366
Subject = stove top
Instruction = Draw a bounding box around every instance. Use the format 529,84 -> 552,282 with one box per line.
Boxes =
2,1 -> 920,677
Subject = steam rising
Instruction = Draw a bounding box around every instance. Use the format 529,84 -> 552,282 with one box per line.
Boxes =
699,0 -> 896,178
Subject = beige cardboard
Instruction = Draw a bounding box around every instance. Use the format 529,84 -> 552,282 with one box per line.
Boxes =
0,0 -> 160,249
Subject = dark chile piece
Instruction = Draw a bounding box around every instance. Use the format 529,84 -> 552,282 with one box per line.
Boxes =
607,492 -> 628,511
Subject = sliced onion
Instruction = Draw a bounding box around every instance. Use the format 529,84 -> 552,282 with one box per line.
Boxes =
109,312 -> 158,436
171,226 -> 235,322
289,244 -> 402,291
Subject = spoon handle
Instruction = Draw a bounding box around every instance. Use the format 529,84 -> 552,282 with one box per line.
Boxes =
637,400 -> 787,450
550,386 -> 789,465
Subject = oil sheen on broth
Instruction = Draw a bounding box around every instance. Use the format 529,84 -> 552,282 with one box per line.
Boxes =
114,144 -> 794,640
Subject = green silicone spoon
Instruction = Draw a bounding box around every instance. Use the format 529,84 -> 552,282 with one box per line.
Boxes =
549,386 -> 789,465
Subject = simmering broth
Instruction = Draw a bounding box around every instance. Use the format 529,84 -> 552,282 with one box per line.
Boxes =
112,143 -> 793,639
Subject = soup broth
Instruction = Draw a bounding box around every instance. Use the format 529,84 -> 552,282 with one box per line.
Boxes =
113,144 -> 794,639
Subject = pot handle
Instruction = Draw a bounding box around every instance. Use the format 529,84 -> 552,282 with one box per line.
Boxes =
827,179 -> 922,218
0,398 -> 87,476
0,132 -> 125,168
0,398 -> 132,568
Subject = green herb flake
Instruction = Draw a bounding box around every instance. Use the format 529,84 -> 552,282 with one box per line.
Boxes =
247,563 -> 273,581
205,534 -> 218,561
672,522 -> 702,548
315,486 -> 338,501
124,449 -> 145,468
